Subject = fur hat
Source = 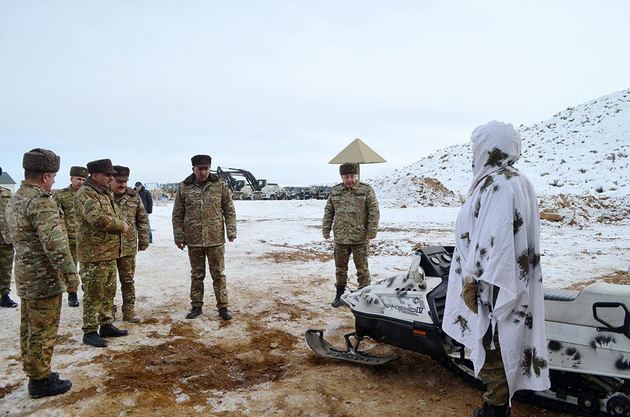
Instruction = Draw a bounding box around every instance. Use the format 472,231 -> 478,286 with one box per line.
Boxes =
70,166 -> 88,178
191,154 -> 212,167
339,163 -> 359,176
22,148 -> 61,173
113,165 -> 130,179
87,159 -> 117,175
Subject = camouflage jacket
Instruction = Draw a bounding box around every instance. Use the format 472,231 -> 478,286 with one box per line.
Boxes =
53,185 -> 79,244
5,181 -> 79,299
172,174 -> 236,247
0,186 -> 12,244
75,177 -> 125,262
322,182 -> 380,245
114,187 -> 149,257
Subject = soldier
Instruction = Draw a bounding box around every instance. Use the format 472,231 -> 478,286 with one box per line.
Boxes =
75,159 -> 129,347
0,166 -> 18,308
322,163 -> 380,307
134,181 -> 153,243
443,122 -> 550,417
172,154 -> 236,320
5,148 -> 79,398
53,166 -> 88,307
111,166 -> 149,323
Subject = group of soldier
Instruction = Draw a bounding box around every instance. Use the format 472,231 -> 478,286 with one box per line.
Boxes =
1,148 -> 379,401
0,150 -> 153,398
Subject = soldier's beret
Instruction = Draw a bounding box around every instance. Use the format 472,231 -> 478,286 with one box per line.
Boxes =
113,165 -> 130,179
87,159 -> 117,175
191,154 -> 212,167
22,148 -> 61,173
339,163 -> 359,176
70,166 -> 88,178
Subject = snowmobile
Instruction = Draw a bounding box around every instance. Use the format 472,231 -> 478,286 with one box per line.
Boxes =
306,246 -> 630,416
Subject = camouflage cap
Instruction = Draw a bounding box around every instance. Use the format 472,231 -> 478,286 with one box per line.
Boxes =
22,148 -> 61,173
191,154 -> 212,167
87,159 -> 117,175
70,166 -> 88,178
113,165 -> 130,179
339,163 -> 359,176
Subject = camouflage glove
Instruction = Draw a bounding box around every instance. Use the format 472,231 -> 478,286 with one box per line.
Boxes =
461,277 -> 478,314
138,242 -> 149,251
65,273 -> 81,293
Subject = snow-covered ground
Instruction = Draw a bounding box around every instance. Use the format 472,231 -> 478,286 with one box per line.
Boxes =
0,199 -> 627,417
370,88 -> 630,207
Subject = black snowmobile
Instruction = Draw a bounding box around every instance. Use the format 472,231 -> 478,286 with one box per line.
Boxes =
306,246 -> 630,416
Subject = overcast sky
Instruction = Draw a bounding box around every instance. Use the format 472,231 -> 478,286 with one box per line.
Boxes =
1,1 -> 628,187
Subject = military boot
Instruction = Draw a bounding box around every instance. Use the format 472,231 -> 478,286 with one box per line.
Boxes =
331,285 -> 345,308
218,307 -> 232,321
67,292 -> 79,307
472,403 -> 511,417
28,374 -> 72,399
0,293 -> 18,308
186,306 -> 202,319
99,323 -> 129,338
122,306 -> 141,323
83,331 -> 108,347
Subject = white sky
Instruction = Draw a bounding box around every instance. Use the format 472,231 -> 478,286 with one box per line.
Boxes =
1,0 -> 628,186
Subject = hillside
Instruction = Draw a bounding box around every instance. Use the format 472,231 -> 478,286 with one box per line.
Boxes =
371,88 -> 630,208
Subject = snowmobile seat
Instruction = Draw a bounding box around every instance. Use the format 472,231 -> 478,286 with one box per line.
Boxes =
544,288 -> 579,302
545,282 -> 630,329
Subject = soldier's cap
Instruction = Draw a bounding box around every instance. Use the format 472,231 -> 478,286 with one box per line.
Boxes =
113,165 -> 130,179
339,163 -> 359,176
135,181 -> 142,187
87,159 -> 117,175
69,166 -> 88,178
191,154 -> 212,167
22,148 -> 61,173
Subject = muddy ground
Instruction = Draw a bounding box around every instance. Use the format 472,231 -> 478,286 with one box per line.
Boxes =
2,201 -> 627,417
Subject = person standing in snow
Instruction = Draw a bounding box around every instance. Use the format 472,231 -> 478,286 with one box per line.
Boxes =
442,121 -> 550,417
5,149 -> 79,398
111,166 -> 149,323
0,166 -> 18,308
134,181 -> 153,243
172,154 -> 236,321
322,162 -> 380,307
53,165 -> 88,308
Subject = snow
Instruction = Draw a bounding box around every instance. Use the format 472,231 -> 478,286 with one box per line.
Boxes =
0,198 -> 627,415
370,88 -> 630,205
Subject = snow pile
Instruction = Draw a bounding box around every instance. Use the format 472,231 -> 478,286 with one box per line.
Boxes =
372,88 -> 630,206
371,175 -> 463,208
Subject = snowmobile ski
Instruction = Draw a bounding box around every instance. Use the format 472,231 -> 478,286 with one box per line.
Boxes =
304,329 -> 399,366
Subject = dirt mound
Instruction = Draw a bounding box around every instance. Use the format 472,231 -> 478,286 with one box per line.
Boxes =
538,194 -> 630,226
565,270 -> 630,290
370,175 -> 463,208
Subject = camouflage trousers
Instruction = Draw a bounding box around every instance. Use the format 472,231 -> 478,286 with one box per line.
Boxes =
81,260 -> 116,333
479,326 -> 509,406
116,256 -> 136,316
334,243 -> 370,288
188,245 -> 228,309
0,242 -> 14,296
20,294 -> 62,379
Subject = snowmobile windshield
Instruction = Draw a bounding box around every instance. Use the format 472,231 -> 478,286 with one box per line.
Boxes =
468,121 -> 522,196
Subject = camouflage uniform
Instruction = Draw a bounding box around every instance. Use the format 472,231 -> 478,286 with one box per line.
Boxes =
5,181 -> 79,379
114,187 -> 149,318
172,173 -> 236,309
322,182 -> 379,287
53,186 -> 79,265
0,186 -> 14,296
75,177 -> 125,333
479,327 -> 509,406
